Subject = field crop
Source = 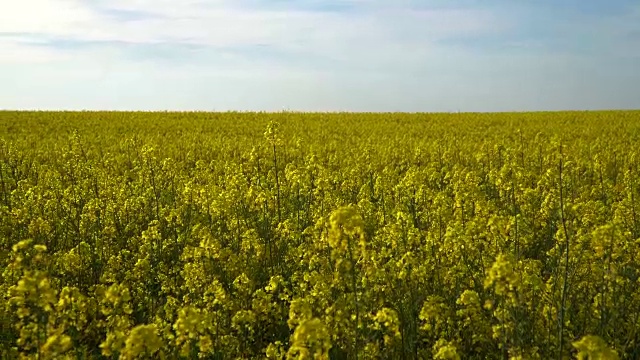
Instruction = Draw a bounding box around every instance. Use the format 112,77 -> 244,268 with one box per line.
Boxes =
1,110 -> 640,359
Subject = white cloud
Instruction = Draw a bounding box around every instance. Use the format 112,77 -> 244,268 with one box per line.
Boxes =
0,0 -> 506,64
0,0 -> 98,35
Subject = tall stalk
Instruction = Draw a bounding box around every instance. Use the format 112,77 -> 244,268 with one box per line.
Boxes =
272,142 -> 282,224
557,148 -> 571,360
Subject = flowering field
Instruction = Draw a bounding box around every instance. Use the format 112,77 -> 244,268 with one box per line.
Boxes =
1,110 -> 639,359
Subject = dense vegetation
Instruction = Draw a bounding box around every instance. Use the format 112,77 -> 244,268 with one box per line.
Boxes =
1,110 -> 639,359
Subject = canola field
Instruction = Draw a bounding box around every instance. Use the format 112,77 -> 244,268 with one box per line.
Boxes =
1,110 -> 640,359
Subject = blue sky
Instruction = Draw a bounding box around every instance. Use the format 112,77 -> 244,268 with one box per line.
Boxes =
0,0 -> 639,112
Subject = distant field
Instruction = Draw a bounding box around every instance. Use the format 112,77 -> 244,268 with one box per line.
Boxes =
1,110 -> 639,359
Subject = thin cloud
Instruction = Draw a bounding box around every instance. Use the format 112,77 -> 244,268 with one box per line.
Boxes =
0,0 -> 507,57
